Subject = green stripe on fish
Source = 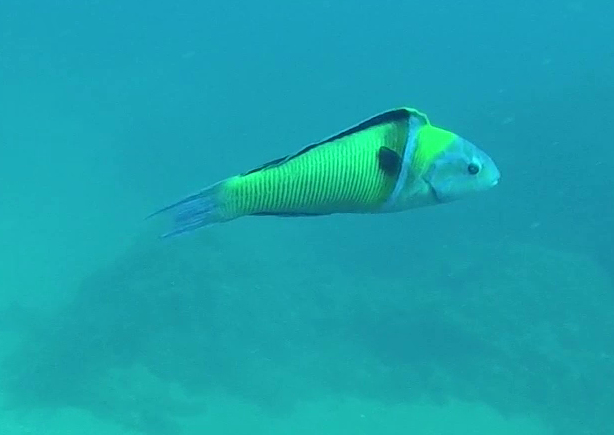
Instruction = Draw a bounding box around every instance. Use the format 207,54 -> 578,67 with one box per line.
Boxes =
149,107 -> 500,237
224,108 -> 414,218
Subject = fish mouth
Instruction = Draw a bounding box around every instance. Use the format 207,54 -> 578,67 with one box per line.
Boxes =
489,166 -> 501,187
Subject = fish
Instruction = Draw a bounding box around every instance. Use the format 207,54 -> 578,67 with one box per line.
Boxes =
149,107 -> 500,237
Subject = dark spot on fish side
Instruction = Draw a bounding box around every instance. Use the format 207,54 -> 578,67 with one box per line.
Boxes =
378,146 -> 402,177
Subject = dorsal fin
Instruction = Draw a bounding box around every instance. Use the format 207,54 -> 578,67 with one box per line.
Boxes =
243,156 -> 287,175
243,108 -> 425,176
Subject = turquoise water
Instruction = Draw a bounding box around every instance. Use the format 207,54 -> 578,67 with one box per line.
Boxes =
1,1 -> 613,434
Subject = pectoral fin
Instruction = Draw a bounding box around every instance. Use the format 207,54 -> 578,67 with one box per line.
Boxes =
378,146 -> 402,178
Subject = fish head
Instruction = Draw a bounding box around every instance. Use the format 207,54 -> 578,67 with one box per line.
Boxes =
422,132 -> 500,203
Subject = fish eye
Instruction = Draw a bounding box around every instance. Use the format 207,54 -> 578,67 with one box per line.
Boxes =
467,163 -> 480,175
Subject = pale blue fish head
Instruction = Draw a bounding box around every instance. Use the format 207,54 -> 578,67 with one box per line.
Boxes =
423,135 -> 500,203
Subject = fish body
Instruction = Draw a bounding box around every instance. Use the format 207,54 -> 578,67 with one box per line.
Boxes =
150,107 -> 500,237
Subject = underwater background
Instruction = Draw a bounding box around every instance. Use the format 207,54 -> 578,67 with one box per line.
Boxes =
1,0 -> 613,434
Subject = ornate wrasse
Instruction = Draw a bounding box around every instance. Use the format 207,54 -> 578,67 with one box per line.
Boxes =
149,107 -> 500,237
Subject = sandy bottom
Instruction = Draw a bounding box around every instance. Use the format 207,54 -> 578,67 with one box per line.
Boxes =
0,392 -> 551,435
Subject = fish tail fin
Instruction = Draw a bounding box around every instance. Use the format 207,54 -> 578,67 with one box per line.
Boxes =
147,181 -> 230,238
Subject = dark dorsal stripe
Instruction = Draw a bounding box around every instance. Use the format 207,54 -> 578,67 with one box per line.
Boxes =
243,108 -> 410,176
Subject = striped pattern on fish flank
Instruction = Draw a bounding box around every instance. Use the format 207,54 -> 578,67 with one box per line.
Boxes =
224,115 -> 410,217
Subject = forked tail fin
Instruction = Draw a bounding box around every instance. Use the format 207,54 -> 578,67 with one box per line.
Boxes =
147,182 -> 227,238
